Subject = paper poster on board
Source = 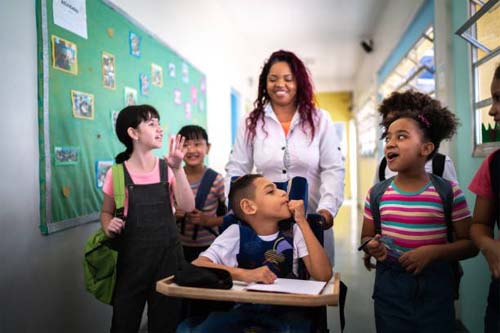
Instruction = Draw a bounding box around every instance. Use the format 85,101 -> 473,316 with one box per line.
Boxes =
53,0 -> 88,39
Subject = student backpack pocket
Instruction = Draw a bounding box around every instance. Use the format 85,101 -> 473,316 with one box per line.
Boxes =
174,262 -> 233,289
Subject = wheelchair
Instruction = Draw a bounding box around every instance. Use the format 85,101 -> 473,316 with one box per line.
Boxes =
178,176 -> 347,333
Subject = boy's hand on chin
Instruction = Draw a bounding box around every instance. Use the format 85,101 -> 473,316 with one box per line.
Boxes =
288,200 -> 306,224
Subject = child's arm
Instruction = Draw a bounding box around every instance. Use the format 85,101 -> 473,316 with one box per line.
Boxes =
360,217 -> 387,262
186,210 -> 224,227
165,135 -> 195,212
191,224 -> 277,284
171,167 -> 195,212
470,195 -> 500,278
100,193 -> 125,238
289,200 -> 332,281
399,216 -> 478,274
193,256 -> 277,284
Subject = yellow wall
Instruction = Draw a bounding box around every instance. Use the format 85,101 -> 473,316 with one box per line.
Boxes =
315,92 -> 352,199
357,157 -> 378,210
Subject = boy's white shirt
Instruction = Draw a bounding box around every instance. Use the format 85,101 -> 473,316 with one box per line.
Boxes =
199,223 -> 309,276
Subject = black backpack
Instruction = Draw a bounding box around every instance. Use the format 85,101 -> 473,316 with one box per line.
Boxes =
178,168 -> 227,240
369,173 -> 462,299
379,152 -> 446,181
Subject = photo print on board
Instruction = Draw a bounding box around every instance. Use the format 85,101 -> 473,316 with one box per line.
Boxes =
54,146 -> 80,166
95,160 -> 113,189
52,35 -> 78,75
124,86 -> 137,106
139,73 -> 150,96
174,89 -> 181,105
71,90 -> 94,120
129,31 -> 141,57
168,63 -> 176,78
151,63 -> 163,87
182,63 -> 189,83
102,52 -> 115,89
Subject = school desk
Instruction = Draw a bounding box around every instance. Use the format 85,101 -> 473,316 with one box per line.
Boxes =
156,272 -> 340,307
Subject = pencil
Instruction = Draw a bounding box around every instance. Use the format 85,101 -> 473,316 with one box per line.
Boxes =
358,237 -> 375,251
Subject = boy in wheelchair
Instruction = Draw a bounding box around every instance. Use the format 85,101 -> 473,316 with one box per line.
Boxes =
177,174 -> 332,333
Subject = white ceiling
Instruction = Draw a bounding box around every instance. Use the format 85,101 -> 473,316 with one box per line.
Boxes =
110,0 -> 388,92
211,0 -> 387,91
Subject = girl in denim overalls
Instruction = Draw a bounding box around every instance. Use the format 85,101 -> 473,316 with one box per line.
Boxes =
101,105 -> 194,332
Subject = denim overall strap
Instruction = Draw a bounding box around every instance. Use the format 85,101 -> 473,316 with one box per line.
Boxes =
122,159 -> 178,246
236,223 -> 295,278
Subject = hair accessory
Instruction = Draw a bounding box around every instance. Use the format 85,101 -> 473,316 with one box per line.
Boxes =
417,114 -> 431,128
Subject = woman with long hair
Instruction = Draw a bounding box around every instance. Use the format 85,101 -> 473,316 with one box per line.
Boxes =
225,50 -> 345,264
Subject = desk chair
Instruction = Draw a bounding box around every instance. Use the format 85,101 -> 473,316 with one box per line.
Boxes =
181,176 -> 346,333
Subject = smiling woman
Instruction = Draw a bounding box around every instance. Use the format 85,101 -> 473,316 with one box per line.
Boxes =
224,50 -> 345,266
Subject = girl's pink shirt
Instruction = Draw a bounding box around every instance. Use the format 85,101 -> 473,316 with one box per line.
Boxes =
102,158 -> 176,216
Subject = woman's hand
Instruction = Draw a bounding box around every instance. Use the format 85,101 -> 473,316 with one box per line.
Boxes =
165,134 -> 186,169
318,209 -> 334,230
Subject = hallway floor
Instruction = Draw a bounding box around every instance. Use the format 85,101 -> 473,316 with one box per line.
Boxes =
328,202 -> 376,332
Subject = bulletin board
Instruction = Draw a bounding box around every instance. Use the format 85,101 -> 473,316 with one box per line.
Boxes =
36,0 -> 207,234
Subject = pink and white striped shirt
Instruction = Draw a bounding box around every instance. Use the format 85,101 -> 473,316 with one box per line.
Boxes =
364,180 -> 470,252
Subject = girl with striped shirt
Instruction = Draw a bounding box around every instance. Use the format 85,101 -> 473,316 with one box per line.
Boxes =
360,91 -> 478,333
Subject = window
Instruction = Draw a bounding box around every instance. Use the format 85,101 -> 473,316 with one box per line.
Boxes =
379,27 -> 436,99
456,0 -> 500,156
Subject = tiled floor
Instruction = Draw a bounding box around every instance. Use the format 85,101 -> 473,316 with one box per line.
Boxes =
328,202 -> 376,332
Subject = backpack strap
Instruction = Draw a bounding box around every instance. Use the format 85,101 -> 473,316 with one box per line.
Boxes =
490,149 -> 500,228
378,157 -> 387,182
111,163 -> 125,219
432,153 -> 446,178
428,173 -> 454,242
369,177 -> 393,234
191,168 -> 220,240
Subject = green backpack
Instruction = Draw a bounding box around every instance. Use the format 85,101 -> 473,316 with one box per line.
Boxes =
83,163 -> 125,304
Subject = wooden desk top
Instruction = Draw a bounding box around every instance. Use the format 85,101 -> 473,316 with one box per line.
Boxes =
156,272 -> 339,307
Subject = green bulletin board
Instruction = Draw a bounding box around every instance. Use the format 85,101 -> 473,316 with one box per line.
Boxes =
36,0 -> 207,234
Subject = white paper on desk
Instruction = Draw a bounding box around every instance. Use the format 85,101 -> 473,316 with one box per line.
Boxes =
245,278 -> 327,295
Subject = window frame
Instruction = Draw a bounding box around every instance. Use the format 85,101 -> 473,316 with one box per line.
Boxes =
378,26 -> 436,99
456,0 -> 500,156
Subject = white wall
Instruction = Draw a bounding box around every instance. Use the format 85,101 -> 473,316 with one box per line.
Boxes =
0,1 -> 114,332
352,0 -> 424,111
